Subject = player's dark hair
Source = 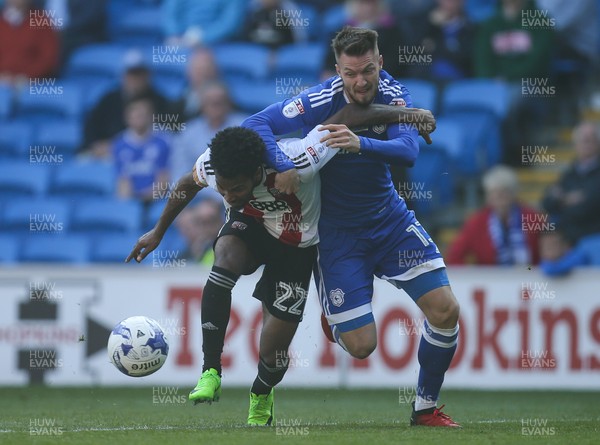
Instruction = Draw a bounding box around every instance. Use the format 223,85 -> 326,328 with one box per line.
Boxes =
209,127 -> 265,179
331,26 -> 379,60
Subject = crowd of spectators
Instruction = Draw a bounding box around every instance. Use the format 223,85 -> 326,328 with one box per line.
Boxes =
0,0 -> 599,266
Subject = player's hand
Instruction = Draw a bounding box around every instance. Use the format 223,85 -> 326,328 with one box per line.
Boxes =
274,169 -> 300,194
319,124 -> 361,153
125,229 -> 163,263
406,108 -> 436,145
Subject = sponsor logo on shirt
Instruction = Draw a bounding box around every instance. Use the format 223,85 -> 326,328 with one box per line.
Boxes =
231,221 -> 248,231
282,98 -> 305,118
390,97 -> 406,107
306,146 -> 319,164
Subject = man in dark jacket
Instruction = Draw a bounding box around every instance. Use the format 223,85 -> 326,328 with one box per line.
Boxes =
542,122 -> 600,243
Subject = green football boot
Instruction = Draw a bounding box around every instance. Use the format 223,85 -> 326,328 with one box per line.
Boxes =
247,389 -> 274,426
189,368 -> 221,405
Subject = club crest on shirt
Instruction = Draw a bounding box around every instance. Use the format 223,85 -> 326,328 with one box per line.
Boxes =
390,97 -> 406,107
329,288 -> 345,307
372,124 -> 386,134
283,98 -> 305,118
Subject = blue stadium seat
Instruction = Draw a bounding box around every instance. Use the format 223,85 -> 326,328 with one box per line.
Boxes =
441,113 -> 502,175
34,120 -> 83,160
2,199 -> 71,233
20,234 -> 90,264
110,6 -> 163,45
0,235 -> 19,263
0,162 -> 50,200
64,44 -> 129,84
91,232 -> 141,263
428,117 -> 465,159
0,84 -> 12,119
213,43 -> 271,82
71,199 -> 142,235
274,43 -> 325,85
0,121 -> 33,159
146,199 -> 167,231
397,79 -> 438,114
15,81 -> 83,122
408,143 -> 454,216
321,5 -> 346,39
442,79 -> 510,119
228,79 -> 283,114
49,161 -> 115,198
441,80 -> 508,175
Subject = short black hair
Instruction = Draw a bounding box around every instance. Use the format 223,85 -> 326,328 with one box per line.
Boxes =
331,26 -> 379,61
209,126 -> 265,178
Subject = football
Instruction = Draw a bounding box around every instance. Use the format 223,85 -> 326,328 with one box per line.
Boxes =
107,316 -> 169,377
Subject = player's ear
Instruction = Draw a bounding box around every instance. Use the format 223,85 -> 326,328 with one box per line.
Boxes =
335,63 -> 340,77
378,54 -> 383,69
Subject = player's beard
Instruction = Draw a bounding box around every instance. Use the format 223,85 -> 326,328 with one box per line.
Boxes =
348,84 -> 375,105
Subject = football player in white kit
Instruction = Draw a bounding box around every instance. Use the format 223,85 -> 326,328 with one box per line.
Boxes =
126,103 -> 435,426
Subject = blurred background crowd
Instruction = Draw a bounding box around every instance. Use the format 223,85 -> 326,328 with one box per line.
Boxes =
0,0 -> 599,275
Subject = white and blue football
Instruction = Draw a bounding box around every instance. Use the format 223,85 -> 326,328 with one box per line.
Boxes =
107,316 -> 169,377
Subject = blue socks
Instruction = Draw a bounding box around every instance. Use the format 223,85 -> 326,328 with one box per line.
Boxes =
415,319 -> 459,411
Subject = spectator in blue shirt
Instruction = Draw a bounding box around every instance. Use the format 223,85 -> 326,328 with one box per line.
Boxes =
113,93 -> 171,204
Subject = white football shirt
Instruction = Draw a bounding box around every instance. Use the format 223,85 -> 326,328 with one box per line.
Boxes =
192,126 -> 338,247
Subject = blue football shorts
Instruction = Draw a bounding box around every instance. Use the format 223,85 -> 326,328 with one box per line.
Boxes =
315,204 -> 449,333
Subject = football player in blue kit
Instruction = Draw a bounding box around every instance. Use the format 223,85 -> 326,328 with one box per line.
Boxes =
242,26 -> 461,427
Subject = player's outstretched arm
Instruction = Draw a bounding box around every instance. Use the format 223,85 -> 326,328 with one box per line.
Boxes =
125,172 -> 203,263
323,104 -> 436,144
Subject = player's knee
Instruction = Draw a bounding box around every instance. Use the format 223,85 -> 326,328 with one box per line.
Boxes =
214,236 -> 254,275
429,298 -> 460,328
349,342 -> 376,360
345,336 -> 377,359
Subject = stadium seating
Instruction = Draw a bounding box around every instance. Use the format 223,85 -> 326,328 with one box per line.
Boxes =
34,120 -> 83,160
109,7 -> 163,46
0,121 -> 33,159
64,44 -> 130,85
273,43 -> 325,85
442,79 -> 510,119
20,234 -> 90,264
427,117 -> 465,160
321,4 -> 346,40
397,79 -> 438,114
409,141 -> 454,216
71,199 -> 142,235
0,162 -> 50,200
0,84 -> 12,119
14,81 -> 83,123
49,161 -> 115,198
213,43 -> 271,83
228,79 -> 283,114
91,232 -> 142,263
2,199 -> 71,233
441,80 -> 509,176
0,235 -> 19,263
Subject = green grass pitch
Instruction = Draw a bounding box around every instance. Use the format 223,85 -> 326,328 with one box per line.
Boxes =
1,387 -> 598,445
